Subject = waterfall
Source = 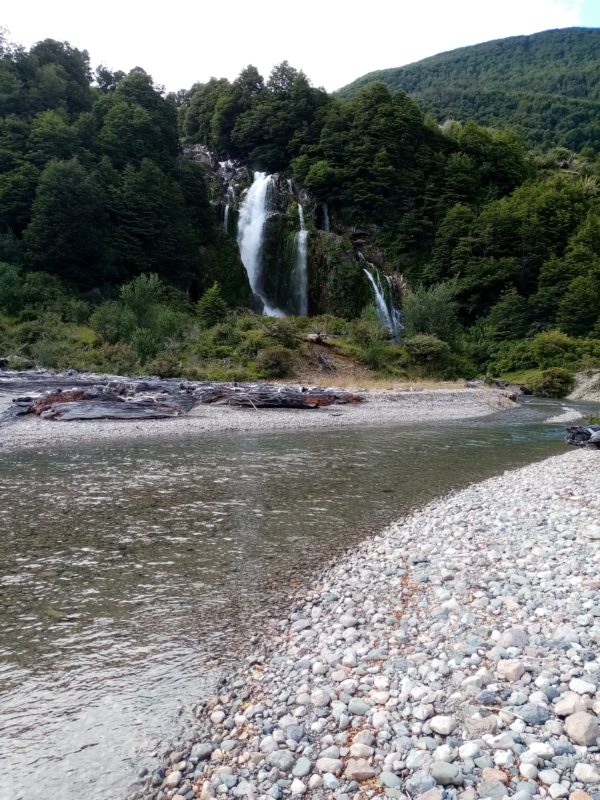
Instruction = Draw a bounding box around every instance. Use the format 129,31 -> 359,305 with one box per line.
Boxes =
359,253 -> 403,340
292,204 -> 309,316
322,203 -> 330,232
223,185 -> 235,233
237,172 -> 284,317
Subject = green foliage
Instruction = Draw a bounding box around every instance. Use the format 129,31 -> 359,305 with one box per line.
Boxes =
0,262 -> 24,313
24,158 -> 107,287
484,289 -> 530,341
89,301 -> 136,344
197,282 -> 227,328
339,28 -> 600,151
256,346 -> 294,378
350,309 -> 388,348
525,367 -> 575,398
556,276 -> 600,336
120,272 -> 164,321
403,281 -> 461,343
404,334 -> 451,368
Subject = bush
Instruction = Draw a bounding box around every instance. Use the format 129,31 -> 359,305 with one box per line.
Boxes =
256,346 -> 294,378
98,342 -> 140,375
405,334 -> 451,366
90,302 -> 137,344
0,262 -> 24,314
526,367 -> 575,398
309,314 -> 349,335
263,317 -> 298,348
350,311 -> 387,348
197,282 -> 227,328
403,280 -> 461,343
530,330 -> 579,367
358,342 -> 388,370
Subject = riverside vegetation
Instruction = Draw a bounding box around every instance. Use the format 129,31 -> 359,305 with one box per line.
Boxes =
1,30 -> 600,395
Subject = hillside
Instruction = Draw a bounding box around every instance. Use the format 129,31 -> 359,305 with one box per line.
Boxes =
1,33 -> 599,392
338,27 -> 600,152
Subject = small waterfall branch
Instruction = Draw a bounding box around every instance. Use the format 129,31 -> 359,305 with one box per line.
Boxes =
293,203 -> 309,316
359,253 -> 405,340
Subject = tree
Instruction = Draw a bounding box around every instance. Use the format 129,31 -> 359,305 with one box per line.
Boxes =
24,158 -> 107,287
556,276 -> 600,336
403,281 -> 461,343
197,282 -> 227,327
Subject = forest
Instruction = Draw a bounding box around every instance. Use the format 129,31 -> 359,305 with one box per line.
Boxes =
339,27 -> 600,152
0,29 -> 599,394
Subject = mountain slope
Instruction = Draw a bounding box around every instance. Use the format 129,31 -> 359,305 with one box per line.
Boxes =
338,28 -> 600,151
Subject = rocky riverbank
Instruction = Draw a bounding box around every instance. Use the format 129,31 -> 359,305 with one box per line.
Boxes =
0,379 -> 513,453
130,449 -> 599,800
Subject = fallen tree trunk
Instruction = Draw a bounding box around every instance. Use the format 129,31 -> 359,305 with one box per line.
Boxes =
565,424 -> 600,448
0,371 -> 363,424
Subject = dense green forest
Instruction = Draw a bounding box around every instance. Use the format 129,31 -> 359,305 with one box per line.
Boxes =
339,28 -> 600,152
1,30 -> 599,392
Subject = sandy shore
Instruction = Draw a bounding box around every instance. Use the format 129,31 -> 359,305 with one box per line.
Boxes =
132,448 -> 600,800
0,387 -> 513,453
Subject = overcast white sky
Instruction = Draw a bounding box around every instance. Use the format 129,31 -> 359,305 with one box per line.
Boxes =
3,0 -> 599,92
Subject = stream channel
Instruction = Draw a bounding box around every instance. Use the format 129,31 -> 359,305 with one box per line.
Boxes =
0,397 -> 596,799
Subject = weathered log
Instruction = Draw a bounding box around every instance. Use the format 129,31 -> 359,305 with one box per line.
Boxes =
565,424 -> 600,448
0,370 -> 363,425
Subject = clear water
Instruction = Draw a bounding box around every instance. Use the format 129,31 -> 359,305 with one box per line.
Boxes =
0,398 -> 593,799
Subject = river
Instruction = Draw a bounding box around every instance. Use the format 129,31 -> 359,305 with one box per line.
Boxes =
0,398 -> 594,799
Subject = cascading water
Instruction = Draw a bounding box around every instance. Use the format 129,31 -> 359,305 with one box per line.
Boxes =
321,203 -> 330,232
237,172 -> 284,317
223,185 -> 235,233
359,253 -> 403,340
292,204 -> 309,316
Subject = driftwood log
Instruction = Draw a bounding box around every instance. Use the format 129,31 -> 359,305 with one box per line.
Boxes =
565,424 -> 600,448
0,370 -> 363,425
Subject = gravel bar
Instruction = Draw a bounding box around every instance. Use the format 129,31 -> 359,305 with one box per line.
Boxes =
0,388 -> 512,453
130,449 -> 600,800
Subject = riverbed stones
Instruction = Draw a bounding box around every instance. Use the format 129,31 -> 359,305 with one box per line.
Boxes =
344,758 -> 377,782
429,715 -> 457,735
431,761 -> 463,786
564,711 -> 600,745
135,451 -> 600,800
497,660 -> 525,682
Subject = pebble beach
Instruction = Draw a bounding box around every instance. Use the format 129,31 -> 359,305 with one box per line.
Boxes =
130,448 -> 600,800
0,386 -> 513,453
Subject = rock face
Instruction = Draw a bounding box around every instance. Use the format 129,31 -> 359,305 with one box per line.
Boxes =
133,451 -> 600,800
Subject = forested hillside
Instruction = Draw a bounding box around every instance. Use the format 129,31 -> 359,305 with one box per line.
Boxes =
1,31 -> 599,392
339,28 -> 600,152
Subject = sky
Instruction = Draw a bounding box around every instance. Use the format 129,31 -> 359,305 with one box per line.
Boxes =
2,0 -> 599,92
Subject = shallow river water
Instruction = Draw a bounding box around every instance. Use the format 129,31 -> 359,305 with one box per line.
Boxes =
0,399 -> 594,799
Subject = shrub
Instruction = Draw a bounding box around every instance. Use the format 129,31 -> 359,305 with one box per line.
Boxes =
256,346 -> 294,378
526,367 -> 575,398
530,330 -> 578,367
403,280 -> 461,343
146,356 -> 182,378
358,342 -> 388,370
0,262 -> 24,314
99,342 -> 140,375
90,302 -> 137,344
197,282 -> 227,328
263,317 -> 298,348
404,334 -> 451,366
309,314 -> 349,335
120,273 -> 164,327
350,310 -> 387,348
